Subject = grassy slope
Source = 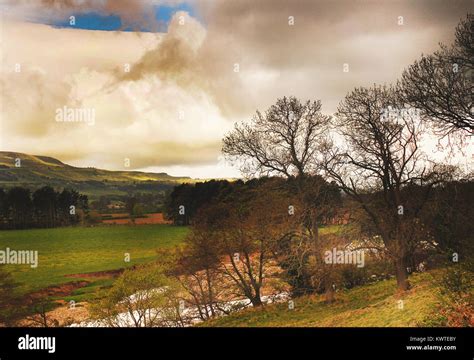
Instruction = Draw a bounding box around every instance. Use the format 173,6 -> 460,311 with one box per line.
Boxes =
201,272 -> 442,327
0,225 -> 189,294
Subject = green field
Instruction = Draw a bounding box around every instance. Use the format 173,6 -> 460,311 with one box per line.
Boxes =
0,225 -> 188,296
200,272 -> 444,327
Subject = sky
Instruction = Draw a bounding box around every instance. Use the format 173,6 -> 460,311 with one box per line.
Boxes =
0,0 -> 472,178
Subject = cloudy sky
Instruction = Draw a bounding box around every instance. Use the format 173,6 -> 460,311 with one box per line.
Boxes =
0,0 -> 471,178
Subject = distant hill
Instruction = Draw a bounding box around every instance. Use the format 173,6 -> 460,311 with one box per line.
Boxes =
0,151 -> 193,198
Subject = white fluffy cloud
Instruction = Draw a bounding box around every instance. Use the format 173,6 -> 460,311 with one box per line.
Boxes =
0,14 -> 238,176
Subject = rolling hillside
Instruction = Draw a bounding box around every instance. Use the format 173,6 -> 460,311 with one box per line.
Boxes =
0,151 -> 193,197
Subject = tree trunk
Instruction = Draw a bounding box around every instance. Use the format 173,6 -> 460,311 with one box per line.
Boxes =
250,287 -> 263,307
324,285 -> 335,303
251,297 -> 263,307
395,258 -> 410,291
313,212 -> 337,303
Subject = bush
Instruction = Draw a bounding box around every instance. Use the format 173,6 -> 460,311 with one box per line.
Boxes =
429,263 -> 474,327
0,268 -> 24,326
440,264 -> 473,298
90,263 -> 184,327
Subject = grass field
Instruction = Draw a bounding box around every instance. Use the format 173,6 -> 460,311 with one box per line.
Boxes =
200,272 -> 444,327
0,225 -> 188,297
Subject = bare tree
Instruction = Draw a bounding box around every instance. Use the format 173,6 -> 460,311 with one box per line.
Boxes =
452,13 -> 473,70
184,183 -> 294,307
399,14 -> 473,135
25,300 -> 59,328
175,232 -> 230,321
322,85 -> 449,291
222,96 -> 339,301
222,96 -> 330,178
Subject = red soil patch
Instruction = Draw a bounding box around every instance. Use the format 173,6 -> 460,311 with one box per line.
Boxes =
28,269 -> 133,301
65,268 -> 125,279
102,212 -> 171,225
29,281 -> 90,299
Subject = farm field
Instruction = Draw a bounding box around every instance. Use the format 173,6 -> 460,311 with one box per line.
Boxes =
0,224 -> 189,297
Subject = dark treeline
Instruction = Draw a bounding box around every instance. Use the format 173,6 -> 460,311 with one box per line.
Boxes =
0,186 -> 88,230
422,180 -> 474,256
164,177 -> 342,226
164,179 -> 235,225
352,179 -> 474,268
91,192 -> 167,213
